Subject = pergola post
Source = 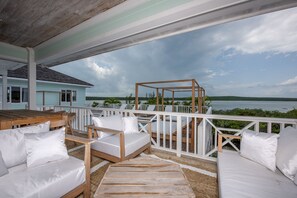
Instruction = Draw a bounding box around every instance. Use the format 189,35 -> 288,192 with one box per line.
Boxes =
27,48 -> 37,110
135,83 -> 139,110
198,87 -> 203,113
1,69 -> 8,110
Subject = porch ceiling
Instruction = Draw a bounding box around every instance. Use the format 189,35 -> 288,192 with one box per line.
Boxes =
0,0 -> 297,70
0,0 -> 126,47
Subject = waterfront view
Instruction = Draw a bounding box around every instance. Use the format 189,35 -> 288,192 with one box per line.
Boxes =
86,100 -> 297,113
211,100 -> 297,112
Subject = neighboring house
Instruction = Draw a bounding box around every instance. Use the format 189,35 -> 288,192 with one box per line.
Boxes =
0,66 -> 93,109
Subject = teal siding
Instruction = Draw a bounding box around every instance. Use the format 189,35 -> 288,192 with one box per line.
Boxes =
0,78 -> 88,109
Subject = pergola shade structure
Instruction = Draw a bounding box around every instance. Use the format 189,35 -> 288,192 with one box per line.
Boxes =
135,79 -> 206,114
135,79 -> 206,151
1,0 -> 297,109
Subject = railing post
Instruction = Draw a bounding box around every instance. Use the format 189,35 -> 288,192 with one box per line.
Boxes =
156,115 -> 160,147
255,122 -> 259,132
202,118 -> 206,156
197,118 -> 204,156
176,116 -> 182,157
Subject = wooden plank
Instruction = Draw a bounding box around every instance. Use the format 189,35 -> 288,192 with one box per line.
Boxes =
94,156 -> 195,198
0,110 -> 65,130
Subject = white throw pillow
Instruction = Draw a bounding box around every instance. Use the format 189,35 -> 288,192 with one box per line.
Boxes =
240,130 -> 279,171
122,117 -> 139,134
18,121 -> 50,134
24,128 -> 69,168
92,115 -> 123,138
276,126 -> 297,180
0,128 -> 26,168
0,151 -> 8,177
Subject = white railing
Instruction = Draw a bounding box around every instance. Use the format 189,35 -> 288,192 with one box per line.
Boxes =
44,105 -> 297,161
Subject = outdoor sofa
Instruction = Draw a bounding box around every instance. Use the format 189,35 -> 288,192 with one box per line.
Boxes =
0,120 -> 92,198
217,127 -> 297,198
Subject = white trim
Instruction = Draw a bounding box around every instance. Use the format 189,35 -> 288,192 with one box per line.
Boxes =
0,76 -> 92,88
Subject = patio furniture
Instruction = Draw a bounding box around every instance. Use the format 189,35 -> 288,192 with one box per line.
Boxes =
0,120 -> 93,198
119,104 -> 127,110
217,128 -> 297,198
87,115 -> 151,162
94,156 -> 195,197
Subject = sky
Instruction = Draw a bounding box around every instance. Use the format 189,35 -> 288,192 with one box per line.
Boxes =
53,7 -> 297,98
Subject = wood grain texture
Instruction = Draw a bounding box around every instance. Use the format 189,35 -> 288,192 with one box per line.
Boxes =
0,0 -> 126,47
94,156 -> 195,197
0,109 -> 65,129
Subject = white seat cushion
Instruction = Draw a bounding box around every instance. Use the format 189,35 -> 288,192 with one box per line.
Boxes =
0,156 -> 85,198
92,133 -> 150,158
218,150 -> 297,198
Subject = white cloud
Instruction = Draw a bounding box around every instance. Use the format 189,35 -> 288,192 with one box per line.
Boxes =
220,8 -> 297,55
280,76 -> 297,86
85,58 -> 117,79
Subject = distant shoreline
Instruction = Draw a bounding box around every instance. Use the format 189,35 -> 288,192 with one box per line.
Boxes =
86,96 -> 297,102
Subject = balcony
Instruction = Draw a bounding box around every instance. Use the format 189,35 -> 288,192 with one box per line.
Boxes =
37,105 -> 297,197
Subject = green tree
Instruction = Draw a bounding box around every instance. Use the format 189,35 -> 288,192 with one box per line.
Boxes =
103,98 -> 121,105
92,101 -> 99,107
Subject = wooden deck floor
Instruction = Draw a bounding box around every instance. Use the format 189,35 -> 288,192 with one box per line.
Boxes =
69,143 -> 218,198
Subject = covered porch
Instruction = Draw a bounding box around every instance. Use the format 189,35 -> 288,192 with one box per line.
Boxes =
1,0 -> 297,197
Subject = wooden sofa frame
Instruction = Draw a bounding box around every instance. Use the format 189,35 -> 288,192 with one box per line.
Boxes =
217,133 -> 241,152
86,123 -> 152,163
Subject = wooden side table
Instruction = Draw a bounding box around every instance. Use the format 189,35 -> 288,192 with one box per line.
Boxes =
94,156 -> 195,197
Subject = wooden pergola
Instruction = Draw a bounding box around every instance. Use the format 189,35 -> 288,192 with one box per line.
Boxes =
135,79 -> 205,151
135,79 -> 206,114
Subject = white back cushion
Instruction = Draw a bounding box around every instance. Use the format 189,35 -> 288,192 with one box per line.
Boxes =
0,121 -> 51,168
0,129 -> 26,168
24,128 -> 69,168
18,121 -> 50,134
0,151 -> 8,177
240,130 -> 279,171
92,115 -> 123,138
122,117 -> 139,134
276,126 -> 297,180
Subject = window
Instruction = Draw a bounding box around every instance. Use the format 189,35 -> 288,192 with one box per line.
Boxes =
22,88 -> 28,102
6,86 -> 28,103
7,87 -> 10,103
61,90 -> 77,102
72,91 -> 77,102
11,86 -> 21,103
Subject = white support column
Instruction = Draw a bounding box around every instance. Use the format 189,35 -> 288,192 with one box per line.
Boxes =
27,48 -> 36,110
1,69 -> 8,110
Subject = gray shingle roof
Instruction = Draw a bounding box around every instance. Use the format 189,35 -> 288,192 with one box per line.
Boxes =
7,66 -> 93,87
